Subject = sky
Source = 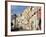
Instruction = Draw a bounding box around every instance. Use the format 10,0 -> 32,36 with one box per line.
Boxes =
11,5 -> 27,15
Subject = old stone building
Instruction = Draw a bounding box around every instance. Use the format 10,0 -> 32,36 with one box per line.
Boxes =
12,6 -> 41,31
